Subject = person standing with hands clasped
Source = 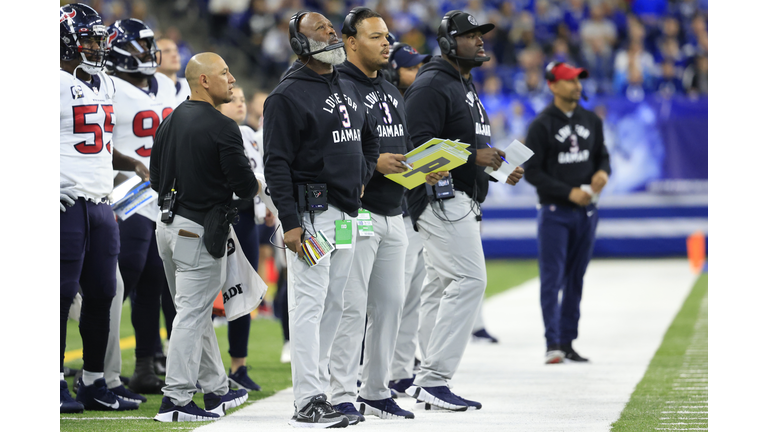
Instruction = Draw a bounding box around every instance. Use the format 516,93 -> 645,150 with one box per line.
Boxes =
262,10 -> 379,429
523,62 -> 611,365
402,10 -> 524,412
150,52 -> 261,422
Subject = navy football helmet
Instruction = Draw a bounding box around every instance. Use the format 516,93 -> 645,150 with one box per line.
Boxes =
60,3 -> 108,75
106,19 -> 160,76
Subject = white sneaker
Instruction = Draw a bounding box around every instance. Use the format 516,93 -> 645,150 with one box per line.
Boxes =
280,341 -> 291,363
545,349 -> 565,364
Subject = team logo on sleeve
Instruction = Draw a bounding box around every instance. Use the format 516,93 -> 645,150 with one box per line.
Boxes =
71,85 -> 84,100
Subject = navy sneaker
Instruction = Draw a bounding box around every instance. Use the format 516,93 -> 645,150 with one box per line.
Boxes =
405,385 -> 468,411
289,394 -> 349,429
472,328 -> 499,343
154,396 -> 220,422
388,376 -> 415,398
454,394 -> 482,410
333,402 -> 365,425
228,366 -> 262,391
60,380 -> 84,414
204,388 -> 249,416
357,397 -> 415,419
109,384 -> 147,404
75,378 -> 139,411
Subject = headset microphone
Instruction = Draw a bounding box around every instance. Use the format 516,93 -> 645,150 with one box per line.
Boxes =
448,53 -> 491,63
582,92 -> 589,101
306,41 -> 345,57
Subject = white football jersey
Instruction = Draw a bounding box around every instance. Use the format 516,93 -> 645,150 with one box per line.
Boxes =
240,126 -> 267,222
60,69 -> 117,201
112,73 -> 177,220
174,78 -> 191,107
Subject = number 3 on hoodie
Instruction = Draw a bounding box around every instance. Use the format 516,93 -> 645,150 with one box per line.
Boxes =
339,104 -> 351,128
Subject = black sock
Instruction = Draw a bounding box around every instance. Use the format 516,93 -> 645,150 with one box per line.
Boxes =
61,296 -> 75,373
79,296 -> 113,372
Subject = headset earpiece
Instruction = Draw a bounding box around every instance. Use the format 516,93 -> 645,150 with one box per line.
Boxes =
545,61 -> 563,82
289,11 -> 310,57
437,11 -> 462,57
342,6 -> 371,38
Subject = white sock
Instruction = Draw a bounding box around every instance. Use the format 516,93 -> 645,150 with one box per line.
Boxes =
82,370 -> 104,387
60,372 -> 65,381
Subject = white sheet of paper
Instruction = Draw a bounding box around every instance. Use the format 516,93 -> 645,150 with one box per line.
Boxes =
484,139 -> 534,182
580,184 -> 600,204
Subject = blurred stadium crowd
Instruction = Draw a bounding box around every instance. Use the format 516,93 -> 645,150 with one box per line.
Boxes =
71,0 -> 707,155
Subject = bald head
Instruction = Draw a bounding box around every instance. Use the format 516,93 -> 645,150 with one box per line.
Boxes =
184,52 -> 236,107
185,52 -> 224,88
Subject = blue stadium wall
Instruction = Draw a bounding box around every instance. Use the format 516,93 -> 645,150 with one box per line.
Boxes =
478,95 -> 707,258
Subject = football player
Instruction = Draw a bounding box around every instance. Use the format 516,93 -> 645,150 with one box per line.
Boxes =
60,3 -> 145,413
105,18 -> 178,395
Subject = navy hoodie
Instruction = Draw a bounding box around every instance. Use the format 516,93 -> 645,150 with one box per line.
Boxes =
337,60 -> 412,216
403,56 -> 495,227
263,60 -> 380,232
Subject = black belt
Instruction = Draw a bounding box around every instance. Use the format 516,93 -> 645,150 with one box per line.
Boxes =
175,206 -> 206,226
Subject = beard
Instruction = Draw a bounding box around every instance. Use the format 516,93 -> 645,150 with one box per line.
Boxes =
308,38 -> 346,66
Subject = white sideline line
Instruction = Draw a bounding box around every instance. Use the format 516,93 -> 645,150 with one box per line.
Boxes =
194,259 -> 697,432
60,417 -> 153,420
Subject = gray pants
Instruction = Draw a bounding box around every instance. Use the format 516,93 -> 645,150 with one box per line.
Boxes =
104,265 -> 125,389
414,192 -> 486,387
286,205 -> 356,411
389,216 -> 425,382
155,214 -> 229,406
330,213 -> 407,403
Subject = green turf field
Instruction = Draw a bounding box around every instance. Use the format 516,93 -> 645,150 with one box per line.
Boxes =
60,259 -> 539,430
611,273 -> 708,431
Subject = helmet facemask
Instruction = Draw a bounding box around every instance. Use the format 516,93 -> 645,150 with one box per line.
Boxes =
74,25 -> 109,75
109,29 -> 161,76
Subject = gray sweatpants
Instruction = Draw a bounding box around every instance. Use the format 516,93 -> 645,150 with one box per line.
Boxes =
414,192 -> 486,387
104,265 -> 125,389
330,213 -> 407,403
286,205 -> 356,411
155,214 -> 229,406
389,216 -> 425,382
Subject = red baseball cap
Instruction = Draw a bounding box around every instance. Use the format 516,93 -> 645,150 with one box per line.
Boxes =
546,62 -> 589,82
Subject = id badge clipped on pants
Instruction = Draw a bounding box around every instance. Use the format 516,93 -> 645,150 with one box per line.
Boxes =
356,209 -> 374,237
335,220 -> 353,249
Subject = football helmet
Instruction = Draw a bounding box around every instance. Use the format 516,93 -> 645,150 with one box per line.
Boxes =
60,3 -> 108,75
106,19 -> 160,76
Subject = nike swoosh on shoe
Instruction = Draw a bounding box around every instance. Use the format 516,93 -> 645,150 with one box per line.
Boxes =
94,398 -> 120,409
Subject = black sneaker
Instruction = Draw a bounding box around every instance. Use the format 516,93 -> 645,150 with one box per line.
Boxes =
388,376 -> 415,398
204,388 -> 249,416
60,380 -> 84,414
228,366 -> 262,391
333,402 -> 365,425
109,384 -> 147,404
154,396 -> 220,422
562,343 -> 589,362
405,385 -> 468,411
75,378 -> 139,411
357,396 -> 415,419
471,328 -> 499,344
289,394 -> 349,428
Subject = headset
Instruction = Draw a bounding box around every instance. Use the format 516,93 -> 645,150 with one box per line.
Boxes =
289,11 -> 311,57
341,6 -> 371,37
545,61 -> 563,82
437,11 -> 462,57
545,61 -> 588,100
